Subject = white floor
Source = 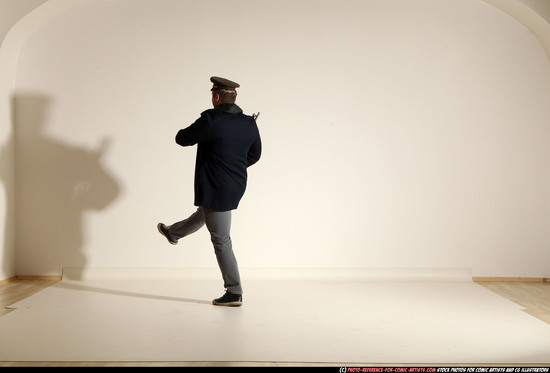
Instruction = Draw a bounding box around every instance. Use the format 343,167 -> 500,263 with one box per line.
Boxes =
1,268 -> 550,365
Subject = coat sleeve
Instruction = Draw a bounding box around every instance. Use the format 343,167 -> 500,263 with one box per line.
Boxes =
175,116 -> 209,146
247,135 -> 262,167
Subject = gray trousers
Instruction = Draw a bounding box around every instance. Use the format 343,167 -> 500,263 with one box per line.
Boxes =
168,207 -> 242,295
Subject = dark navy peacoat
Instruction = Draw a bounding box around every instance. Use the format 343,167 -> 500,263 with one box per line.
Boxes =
175,103 -> 262,211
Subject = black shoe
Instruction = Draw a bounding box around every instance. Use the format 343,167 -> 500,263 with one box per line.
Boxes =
157,223 -> 177,245
212,292 -> 242,307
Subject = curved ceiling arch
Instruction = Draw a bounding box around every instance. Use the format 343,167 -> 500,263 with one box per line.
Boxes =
0,0 -> 76,94
4,0 -> 550,68
485,0 -> 550,62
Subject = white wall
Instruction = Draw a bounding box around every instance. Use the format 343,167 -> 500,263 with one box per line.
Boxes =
0,0 -> 49,280
8,0 -> 550,278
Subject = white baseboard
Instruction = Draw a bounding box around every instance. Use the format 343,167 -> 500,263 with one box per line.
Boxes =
61,267 -> 473,282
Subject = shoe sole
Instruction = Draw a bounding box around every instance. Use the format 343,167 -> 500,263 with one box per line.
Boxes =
212,300 -> 243,307
157,223 -> 177,245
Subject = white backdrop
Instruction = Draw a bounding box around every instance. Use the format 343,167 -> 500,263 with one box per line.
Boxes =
8,0 -> 550,277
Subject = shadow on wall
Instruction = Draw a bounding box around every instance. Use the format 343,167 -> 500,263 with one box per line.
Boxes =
13,93 -> 121,278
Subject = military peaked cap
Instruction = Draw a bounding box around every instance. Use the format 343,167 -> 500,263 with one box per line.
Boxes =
210,76 -> 240,91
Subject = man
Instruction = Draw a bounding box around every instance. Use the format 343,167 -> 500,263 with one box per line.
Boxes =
158,76 -> 262,307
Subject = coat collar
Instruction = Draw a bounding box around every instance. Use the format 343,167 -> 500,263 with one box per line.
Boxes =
214,103 -> 243,114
